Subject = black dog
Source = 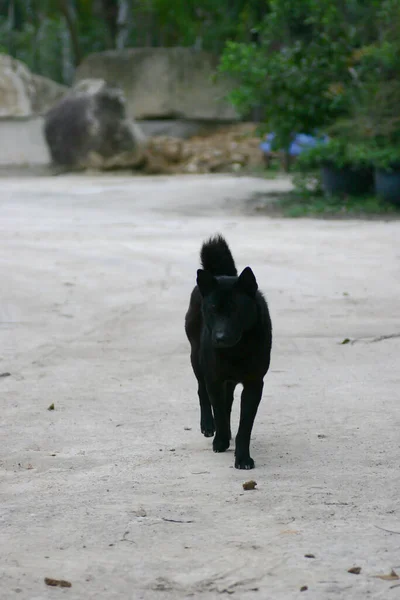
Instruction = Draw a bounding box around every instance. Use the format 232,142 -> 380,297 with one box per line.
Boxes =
185,235 -> 272,469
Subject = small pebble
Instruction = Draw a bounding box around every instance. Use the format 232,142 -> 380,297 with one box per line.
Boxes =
44,578 -> 71,588
348,566 -> 361,575
242,480 -> 257,491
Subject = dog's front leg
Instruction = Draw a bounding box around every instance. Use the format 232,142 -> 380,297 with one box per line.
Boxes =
206,380 -> 230,453
235,380 -> 264,469
198,378 -> 215,438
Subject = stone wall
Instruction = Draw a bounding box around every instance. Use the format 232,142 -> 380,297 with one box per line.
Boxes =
0,117 -> 50,166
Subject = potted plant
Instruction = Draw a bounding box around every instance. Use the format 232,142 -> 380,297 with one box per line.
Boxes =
371,146 -> 400,205
297,139 -> 374,196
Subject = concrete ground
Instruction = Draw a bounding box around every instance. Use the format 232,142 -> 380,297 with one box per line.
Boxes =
1,174 -> 399,600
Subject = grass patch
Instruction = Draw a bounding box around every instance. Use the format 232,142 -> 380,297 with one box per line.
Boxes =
250,170 -> 400,218
244,167 -> 400,218
251,189 -> 400,219
279,191 -> 400,218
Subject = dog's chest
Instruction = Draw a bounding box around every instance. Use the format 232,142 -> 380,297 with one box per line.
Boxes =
215,351 -> 263,383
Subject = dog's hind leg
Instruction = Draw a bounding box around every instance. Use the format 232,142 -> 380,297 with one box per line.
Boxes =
235,380 -> 264,470
225,381 -> 236,440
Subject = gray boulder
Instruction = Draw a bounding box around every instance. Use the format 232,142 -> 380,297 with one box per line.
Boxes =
44,79 -> 146,169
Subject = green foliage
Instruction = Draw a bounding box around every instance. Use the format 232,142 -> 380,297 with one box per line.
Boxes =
126,0 -> 269,50
369,146 -> 400,171
0,12 -> 67,82
219,0 -> 353,149
268,176 -> 400,217
219,0 -> 400,160
218,0 -> 400,214
0,0 -> 265,83
278,191 -> 400,218
297,139 -> 374,171
329,1 -> 400,147
295,140 -> 345,170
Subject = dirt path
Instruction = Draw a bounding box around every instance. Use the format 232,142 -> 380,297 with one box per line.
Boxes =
1,174 -> 399,599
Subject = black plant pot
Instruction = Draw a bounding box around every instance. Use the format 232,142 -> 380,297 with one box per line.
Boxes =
374,168 -> 400,205
321,164 -> 374,196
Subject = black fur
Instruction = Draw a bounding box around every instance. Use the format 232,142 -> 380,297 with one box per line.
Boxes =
185,235 -> 272,469
200,234 -> 237,276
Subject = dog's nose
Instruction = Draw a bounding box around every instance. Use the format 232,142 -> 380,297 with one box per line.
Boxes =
214,331 -> 226,344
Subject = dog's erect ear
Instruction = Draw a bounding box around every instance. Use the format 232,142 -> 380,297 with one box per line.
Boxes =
197,269 -> 217,297
237,266 -> 258,296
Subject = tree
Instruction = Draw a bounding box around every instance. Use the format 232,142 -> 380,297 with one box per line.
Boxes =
58,0 -> 82,65
0,0 -> 273,83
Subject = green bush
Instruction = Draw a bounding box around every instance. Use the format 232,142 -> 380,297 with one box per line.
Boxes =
328,1 -> 400,148
370,146 -> 400,171
219,0 -> 354,150
297,139 -> 374,171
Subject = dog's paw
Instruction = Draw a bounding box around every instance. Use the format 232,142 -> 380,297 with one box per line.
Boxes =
202,426 -> 215,438
201,418 -> 215,438
213,435 -> 230,453
234,455 -> 255,470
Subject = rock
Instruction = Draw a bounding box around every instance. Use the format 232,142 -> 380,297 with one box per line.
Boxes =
142,136 -> 191,174
140,124 -> 264,175
31,74 -> 67,115
44,79 -> 146,170
0,54 -> 67,117
147,137 -> 189,164
0,54 -> 35,117
75,48 -> 238,121
0,116 -> 51,167
137,119 -> 226,140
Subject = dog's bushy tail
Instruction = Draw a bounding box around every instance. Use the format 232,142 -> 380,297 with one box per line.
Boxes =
200,234 -> 237,276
